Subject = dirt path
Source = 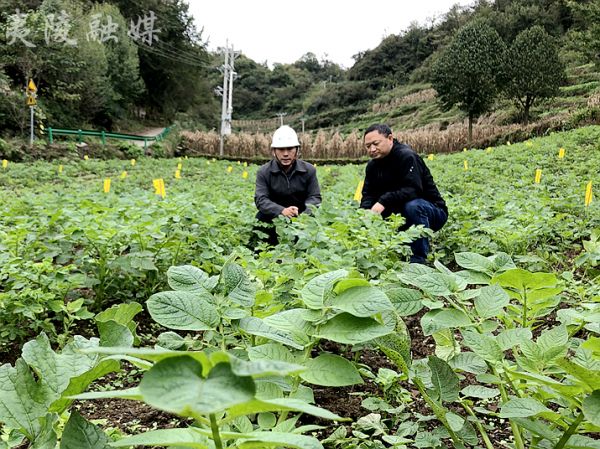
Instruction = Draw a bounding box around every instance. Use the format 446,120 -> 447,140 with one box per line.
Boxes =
132,127 -> 167,147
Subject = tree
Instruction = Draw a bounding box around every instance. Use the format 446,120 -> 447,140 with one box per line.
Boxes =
431,20 -> 506,143
502,26 -> 565,124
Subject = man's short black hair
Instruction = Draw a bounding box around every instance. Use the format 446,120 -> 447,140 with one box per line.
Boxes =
363,124 -> 392,138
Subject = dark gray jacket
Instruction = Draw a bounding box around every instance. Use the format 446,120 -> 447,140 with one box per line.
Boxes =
255,159 -> 321,221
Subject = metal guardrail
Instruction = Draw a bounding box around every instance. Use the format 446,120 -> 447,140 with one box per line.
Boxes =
47,127 -> 171,150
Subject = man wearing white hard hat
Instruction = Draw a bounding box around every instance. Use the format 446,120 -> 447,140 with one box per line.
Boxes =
254,125 -> 321,244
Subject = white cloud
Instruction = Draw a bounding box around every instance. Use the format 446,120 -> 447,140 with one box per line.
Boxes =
188,0 -> 475,68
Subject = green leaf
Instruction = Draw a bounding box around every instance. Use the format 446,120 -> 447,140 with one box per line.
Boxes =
167,264 -> 212,293
499,398 -> 552,418
226,398 -> 343,421
248,343 -> 297,364
496,328 -> 532,351
511,418 -> 559,440
258,412 -> 277,429
330,286 -> 392,317
0,359 -> 52,438
228,357 -> 305,378
300,354 -> 363,387
448,352 -> 488,374
583,390 -> 600,426
560,435 -> 600,449
385,287 -> 424,316
413,273 -> 458,296
474,285 -> 509,319
300,269 -> 348,309
109,427 -> 210,448
460,385 -> 499,399
492,269 -> 557,291
31,414 -> 57,449
60,411 -> 111,449
263,309 -> 312,346
427,356 -> 459,403
455,252 -> 495,275
97,320 -> 134,348
95,302 -> 142,325
537,325 -> 568,362
433,329 -> 460,361
22,334 -> 107,403
421,309 -> 472,336
236,431 -> 324,449
445,412 -> 464,432
315,313 -> 391,344
139,356 -> 255,416
156,331 -> 186,350
147,291 -> 219,331
239,317 -> 305,350
461,330 -> 503,363
222,263 -> 255,307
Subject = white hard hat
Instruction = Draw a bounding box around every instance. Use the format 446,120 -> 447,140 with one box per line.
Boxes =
271,125 -> 300,148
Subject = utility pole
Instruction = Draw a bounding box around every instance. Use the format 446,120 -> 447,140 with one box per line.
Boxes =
275,112 -> 287,126
216,41 -> 240,156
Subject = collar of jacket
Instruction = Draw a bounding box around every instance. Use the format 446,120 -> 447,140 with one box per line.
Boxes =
269,159 -> 308,173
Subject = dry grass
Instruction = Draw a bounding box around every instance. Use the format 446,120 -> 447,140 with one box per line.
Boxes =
372,89 -> 437,113
180,115 -> 569,160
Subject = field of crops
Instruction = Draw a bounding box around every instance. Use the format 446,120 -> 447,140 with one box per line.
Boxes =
0,126 -> 599,449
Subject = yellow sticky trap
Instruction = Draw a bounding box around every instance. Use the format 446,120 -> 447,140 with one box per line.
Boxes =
177,162 -> 182,170
237,160 -> 241,165
206,160 -> 210,165
175,169 -> 181,179
212,158 -> 216,162
486,147 -> 492,153
121,171 -> 127,179
558,148 -> 565,159
131,159 -> 136,166
242,170 -> 248,179
525,141 -> 533,147
354,180 -> 364,202
103,178 -> 111,193
185,156 -> 188,160
463,148 -> 467,152
463,160 -> 468,170
585,181 -> 593,207
534,169 -> 542,184
58,164 -> 63,174
427,154 -> 434,161
227,166 -> 233,173
314,163 -> 318,167
506,141 -> 511,146
159,179 -> 166,198
2,159 -> 8,168
153,179 -> 166,198
84,155 -> 89,161
243,161 -> 248,167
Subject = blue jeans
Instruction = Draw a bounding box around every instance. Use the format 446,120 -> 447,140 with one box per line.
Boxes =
400,199 -> 448,264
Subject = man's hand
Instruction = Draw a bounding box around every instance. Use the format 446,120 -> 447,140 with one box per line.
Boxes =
281,206 -> 299,217
370,202 -> 385,214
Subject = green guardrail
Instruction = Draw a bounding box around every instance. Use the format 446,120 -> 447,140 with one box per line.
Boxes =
47,127 -> 171,150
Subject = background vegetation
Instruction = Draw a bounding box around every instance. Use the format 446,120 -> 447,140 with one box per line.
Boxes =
1,0 -> 599,151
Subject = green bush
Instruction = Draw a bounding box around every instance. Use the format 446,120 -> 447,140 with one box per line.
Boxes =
117,141 -> 144,159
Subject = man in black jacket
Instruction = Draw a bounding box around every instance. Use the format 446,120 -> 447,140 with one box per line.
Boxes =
360,124 -> 448,264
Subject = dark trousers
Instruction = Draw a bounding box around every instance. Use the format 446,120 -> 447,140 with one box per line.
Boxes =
253,212 -> 279,246
399,199 -> 448,264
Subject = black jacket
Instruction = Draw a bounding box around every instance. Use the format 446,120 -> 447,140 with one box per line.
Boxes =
255,159 -> 321,220
360,140 -> 447,218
